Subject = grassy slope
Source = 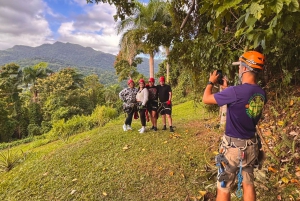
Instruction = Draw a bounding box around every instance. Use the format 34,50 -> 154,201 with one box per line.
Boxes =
0,101 -> 285,200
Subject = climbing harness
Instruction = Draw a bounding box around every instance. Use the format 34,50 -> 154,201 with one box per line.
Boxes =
157,101 -> 171,114
215,153 -> 229,188
236,150 -> 244,198
218,135 -> 259,199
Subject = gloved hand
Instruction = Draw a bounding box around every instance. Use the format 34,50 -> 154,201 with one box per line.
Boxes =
138,105 -> 146,110
166,100 -> 171,105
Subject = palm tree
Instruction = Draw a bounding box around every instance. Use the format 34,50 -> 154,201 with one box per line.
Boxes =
117,0 -> 172,79
23,62 -> 53,102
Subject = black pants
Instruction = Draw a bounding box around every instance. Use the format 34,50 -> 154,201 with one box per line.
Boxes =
125,110 -> 134,125
139,109 -> 146,126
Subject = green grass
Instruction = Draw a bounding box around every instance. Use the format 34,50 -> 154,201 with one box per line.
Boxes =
0,101 -> 287,200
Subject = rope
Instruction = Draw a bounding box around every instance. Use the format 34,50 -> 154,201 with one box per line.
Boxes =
236,150 -> 244,198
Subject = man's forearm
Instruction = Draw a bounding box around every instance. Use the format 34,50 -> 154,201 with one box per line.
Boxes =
202,84 -> 217,104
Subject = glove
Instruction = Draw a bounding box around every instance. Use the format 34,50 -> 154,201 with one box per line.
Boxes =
166,100 -> 171,105
138,105 -> 145,110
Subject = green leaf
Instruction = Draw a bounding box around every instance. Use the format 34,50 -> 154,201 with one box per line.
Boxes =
269,16 -> 278,28
235,28 -> 245,37
274,0 -> 284,13
236,14 -> 246,29
249,3 -> 264,19
245,16 -> 257,26
289,0 -> 299,11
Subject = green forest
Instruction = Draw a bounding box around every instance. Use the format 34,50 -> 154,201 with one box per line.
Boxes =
0,0 -> 300,200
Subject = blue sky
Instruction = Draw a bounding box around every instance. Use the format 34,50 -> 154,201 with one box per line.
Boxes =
0,0 -> 148,55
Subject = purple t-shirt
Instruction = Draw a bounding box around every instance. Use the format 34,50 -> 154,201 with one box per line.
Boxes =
214,83 -> 267,139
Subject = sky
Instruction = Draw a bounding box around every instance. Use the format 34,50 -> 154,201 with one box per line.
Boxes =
0,0 -> 147,55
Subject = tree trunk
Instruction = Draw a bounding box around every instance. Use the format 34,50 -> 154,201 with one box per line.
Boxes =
149,52 -> 155,78
165,46 -> 170,83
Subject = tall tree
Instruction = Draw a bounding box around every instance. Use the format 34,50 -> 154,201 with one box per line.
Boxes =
118,0 -> 171,78
0,63 -> 24,139
23,62 -> 53,102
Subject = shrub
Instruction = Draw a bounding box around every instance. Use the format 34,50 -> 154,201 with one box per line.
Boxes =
0,149 -> 25,172
90,105 -> 118,126
27,124 -> 41,136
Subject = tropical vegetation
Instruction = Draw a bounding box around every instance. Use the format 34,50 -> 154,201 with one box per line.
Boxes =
0,0 -> 299,200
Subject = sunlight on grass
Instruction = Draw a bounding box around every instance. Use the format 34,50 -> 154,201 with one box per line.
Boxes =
0,101 -> 225,200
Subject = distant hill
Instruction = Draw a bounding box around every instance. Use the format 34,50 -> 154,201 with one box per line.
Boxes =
0,42 -> 163,85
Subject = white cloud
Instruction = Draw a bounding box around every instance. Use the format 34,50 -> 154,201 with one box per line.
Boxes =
0,0 -> 121,55
57,3 -> 121,54
0,0 -> 52,49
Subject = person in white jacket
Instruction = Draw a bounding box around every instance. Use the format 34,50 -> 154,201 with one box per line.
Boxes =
136,79 -> 149,133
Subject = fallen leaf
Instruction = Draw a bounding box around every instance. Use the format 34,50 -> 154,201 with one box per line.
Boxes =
123,145 -> 130,150
291,113 -> 296,118
277,121 -> 284,126
72,178 -> 78,182
42,172 -> 48,176
290,99 -> 294,106
268,167 -> 278,173
281,177 -> 289,184
169,171 -> 174,176
291,179 -> 299,184
163,141 -> 168,144
277,194 -> 282,200
289,131 -> 298,136
213,151 -> 219,155
263,130 -> 272,136
199,191 -> 206,196
103,192 -> 107,196
70,190 -> 76,195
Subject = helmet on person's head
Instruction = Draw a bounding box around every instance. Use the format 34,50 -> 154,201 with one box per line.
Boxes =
239,51 -> 265,70
159,76 -> 165,82
148,77 -> 155,83
127,79 -> 134,85
139,79 -> 145,84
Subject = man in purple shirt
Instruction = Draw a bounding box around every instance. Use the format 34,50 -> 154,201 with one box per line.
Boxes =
202,51 -> 266,201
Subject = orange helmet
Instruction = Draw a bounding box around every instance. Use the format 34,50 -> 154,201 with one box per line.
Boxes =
239,51 -> 265,70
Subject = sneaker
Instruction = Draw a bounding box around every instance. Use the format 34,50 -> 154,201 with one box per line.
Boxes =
139,127 -> 145,134
123,124 -> 127,131
127,125 -> 132,130
138,128 -> 142,132
162,125 -> 167,130
170,127 -> 174,132
153,127 -> 157,131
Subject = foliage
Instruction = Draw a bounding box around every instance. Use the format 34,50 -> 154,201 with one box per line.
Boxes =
48,105 -> 117,141
27,124 -> 41,137
90,105 -> 118,127
0,149 -> 25,172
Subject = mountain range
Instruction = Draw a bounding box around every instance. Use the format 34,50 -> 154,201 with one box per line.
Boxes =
0,41 -> 162,85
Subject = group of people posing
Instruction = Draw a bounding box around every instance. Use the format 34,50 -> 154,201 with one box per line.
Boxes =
119,76 -> 174,133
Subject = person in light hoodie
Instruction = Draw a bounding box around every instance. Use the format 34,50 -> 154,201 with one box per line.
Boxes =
119,79 -> 138,131
136,79 -> 149,133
